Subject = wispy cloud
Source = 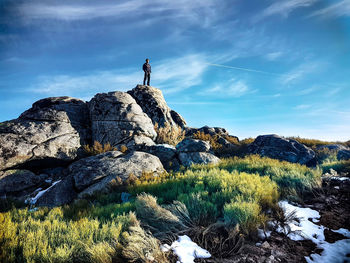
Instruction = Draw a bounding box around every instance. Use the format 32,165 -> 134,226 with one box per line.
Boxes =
298,86 -> 318,95
200,78 -> 253,97
309,0 -> 350,18
27,54 -> 208,97
279,61 -> 323,85
255,0 -> 317,21
265,51 -> 283,61
16,0 -> 216,24
293,104 -> 311,110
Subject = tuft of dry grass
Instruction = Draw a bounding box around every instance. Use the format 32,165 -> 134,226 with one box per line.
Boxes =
154,122 -> 185,146
83,141 -> 117,156
122,213 -> 169,263
135,193 -> 189,242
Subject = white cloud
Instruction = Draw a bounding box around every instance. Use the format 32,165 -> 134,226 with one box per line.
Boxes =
279,62 -> 322,85
28,54 -> 208,97
200,79 -> 252,97
17,0 -> 217,25
293,104 -> 311,110
265,51 -> 283,61
256,0 -> 317,20
298,86 -> 318,95
309,0 -> 350,18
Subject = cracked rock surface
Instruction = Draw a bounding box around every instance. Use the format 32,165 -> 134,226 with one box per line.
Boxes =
0,97 -> 91,170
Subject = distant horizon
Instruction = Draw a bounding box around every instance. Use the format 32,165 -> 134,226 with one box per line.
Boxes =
1,0 -> 349,141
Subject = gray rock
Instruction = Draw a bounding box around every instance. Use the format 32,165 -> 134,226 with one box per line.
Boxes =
36,176 -> 77,207
0,97 -> 90,170
178,152 -> 220,167
176,138 -> 210,153
248,134 -> 316,166
128,85 -> 186,128
88,91 -> 156,147
69,151 -> 164,196
0,169 -> 46,197
338,149 -> 350,160
139,144 -> 179,171
185,125 -> 231,137
317,144 -> 349,151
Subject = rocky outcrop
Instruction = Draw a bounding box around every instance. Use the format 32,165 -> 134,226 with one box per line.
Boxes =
88,91 -> 156,148
178,152 -> 220,167
0,169 -> 47,198
338,149 -> 350,160
318,144 -> 350,161
70,151 -> 165,196
176,138 -> 220,167
0,97 -> 90,170
139,144 -> 180,171
248,134 -> 316,166
35,176 -> 77,207
176,138 -> 210,153
128,85 -> 186,128
185,125 -> 229,137
33,151 -> 165,205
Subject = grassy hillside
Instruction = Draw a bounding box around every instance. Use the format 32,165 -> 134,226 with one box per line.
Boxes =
0,153 -> 327,263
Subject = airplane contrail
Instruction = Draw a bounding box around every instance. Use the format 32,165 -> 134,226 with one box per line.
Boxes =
206,63 -> 288,77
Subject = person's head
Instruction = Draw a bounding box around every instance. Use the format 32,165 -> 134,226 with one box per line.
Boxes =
145,58 -> 149,63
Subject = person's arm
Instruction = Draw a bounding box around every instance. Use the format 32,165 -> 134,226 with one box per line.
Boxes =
149,65 -> 151,73
142,63 -> 146,72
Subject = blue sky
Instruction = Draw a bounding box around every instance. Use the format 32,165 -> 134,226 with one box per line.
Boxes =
1,0 -> 350,141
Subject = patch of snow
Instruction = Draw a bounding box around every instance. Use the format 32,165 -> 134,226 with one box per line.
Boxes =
278,201 -> 350,263
330,177 -> 350,181
161,235 -> 211,263
305,239 -> 350,263
26,180 -> 61,205
278,201 -> 324,242
334,186 -> 340,190
332,228 -> 350,238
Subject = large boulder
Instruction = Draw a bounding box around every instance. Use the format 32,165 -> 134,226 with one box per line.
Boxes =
0,97 -> 90,170
35,177 -> 77,207
128,85 -> 186,128
0,169 -> 47,198
88,91 -> 156,148
68,151 -> 165,197
176,138 -> 210,153
178,152 -> 220,167
248,134 -> 316,166
185,125 -> 229,137
317,144 -> 350,161
139,144 -> 180,171
338,149 -> 350,161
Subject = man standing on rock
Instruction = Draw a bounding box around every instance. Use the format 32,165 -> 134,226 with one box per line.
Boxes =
143,58 -> 151,86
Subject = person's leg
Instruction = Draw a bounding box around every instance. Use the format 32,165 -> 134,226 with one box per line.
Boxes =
147,73 -> 150,86
143,72 -> 147,85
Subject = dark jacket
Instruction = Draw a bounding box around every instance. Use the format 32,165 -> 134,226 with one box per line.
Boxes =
143,63 -> 151,73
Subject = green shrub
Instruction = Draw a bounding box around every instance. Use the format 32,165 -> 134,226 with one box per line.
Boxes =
224,200 -> 265,235
320,159 -> 350,174
0,207 -> 131,263
189,155 -> 321,199
128,167 -> 279,233
315,148 -> 338,164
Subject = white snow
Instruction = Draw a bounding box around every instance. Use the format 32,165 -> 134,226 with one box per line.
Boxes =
26,180 -> 61,205
161,235 -> 211,263
330,176 -> 350,181
278,201 -> 325,242
278,201 -> 350,263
